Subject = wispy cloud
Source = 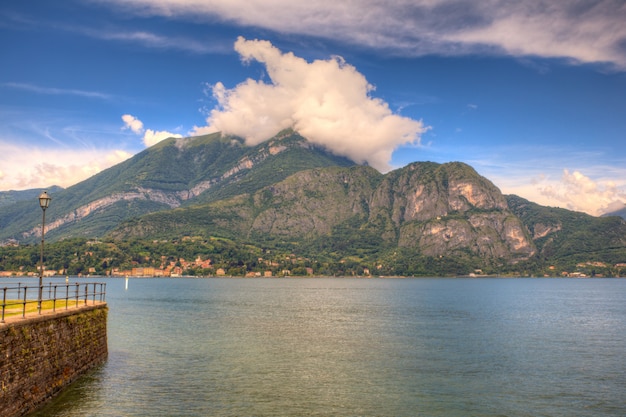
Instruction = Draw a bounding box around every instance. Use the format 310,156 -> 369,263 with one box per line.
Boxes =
103,0 -> 626,70
2,9 -> 230,55
443,1 -> 626,69
2,82 -> 113,100
89,28 -> 229,54
0,106 -> 138,190
0,141 -> 132,190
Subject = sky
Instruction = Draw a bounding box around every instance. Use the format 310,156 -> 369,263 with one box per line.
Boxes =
1,0 -> 625,216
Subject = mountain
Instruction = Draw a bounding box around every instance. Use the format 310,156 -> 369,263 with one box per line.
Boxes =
0,130 -> 354,243
109,161 -> 536,265
2,130 -> 625,275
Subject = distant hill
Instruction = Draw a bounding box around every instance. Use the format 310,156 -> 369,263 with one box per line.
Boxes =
0,186 -> 64,208
603,206 -> 626,220
2,129 -> 625,274
507,195 -> 626,266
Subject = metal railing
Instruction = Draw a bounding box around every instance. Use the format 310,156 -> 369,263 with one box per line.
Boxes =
1,282 -> 106,323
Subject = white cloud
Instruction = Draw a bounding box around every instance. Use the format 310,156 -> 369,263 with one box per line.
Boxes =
143,129 -> 181,147
121,114 -> 182,147
539,169 -> 626,216
105,0 -> 626,69
122,114 -> 144,134
0,142 -> 132,190
459,146 -> 626,217
495,168 -> 626,216
195,37 -> 427,171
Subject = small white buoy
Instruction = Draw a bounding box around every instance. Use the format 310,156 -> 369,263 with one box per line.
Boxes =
125,276 -> 129,290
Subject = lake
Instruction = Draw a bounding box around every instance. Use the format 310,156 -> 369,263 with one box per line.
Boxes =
20,277 -> 626,416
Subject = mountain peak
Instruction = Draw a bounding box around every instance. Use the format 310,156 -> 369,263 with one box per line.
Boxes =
0,131 -> 354,243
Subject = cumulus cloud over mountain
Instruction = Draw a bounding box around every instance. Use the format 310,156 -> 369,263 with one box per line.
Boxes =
195,37 -> 427,171
122,114 -> 182,147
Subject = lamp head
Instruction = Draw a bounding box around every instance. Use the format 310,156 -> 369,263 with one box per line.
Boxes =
39,191 -> 51,210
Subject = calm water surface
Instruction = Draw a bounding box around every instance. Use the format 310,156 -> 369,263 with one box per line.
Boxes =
23,277 -> 626,416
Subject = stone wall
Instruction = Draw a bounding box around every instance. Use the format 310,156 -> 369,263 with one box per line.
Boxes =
0,304 -> 108,417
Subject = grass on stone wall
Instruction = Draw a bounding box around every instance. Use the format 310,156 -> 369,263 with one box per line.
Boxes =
2,299 -> 83,318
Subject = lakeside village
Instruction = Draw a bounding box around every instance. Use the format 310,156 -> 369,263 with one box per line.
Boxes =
1,249 -> 625,279
2,253 -> 350,278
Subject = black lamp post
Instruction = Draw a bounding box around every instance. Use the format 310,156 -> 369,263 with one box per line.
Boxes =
38,191 -> 51,314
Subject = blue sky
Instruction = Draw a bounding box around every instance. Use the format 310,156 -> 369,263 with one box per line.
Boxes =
1,0 -> 625,216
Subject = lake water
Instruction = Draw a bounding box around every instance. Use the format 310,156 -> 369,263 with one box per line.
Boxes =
20,277 -> 626,416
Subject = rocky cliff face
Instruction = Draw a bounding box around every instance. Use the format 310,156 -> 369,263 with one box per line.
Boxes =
114,161 -> 537,263
368,162 -> 535,260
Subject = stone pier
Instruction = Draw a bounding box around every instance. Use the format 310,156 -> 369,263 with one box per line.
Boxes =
0,304 -> 108,417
